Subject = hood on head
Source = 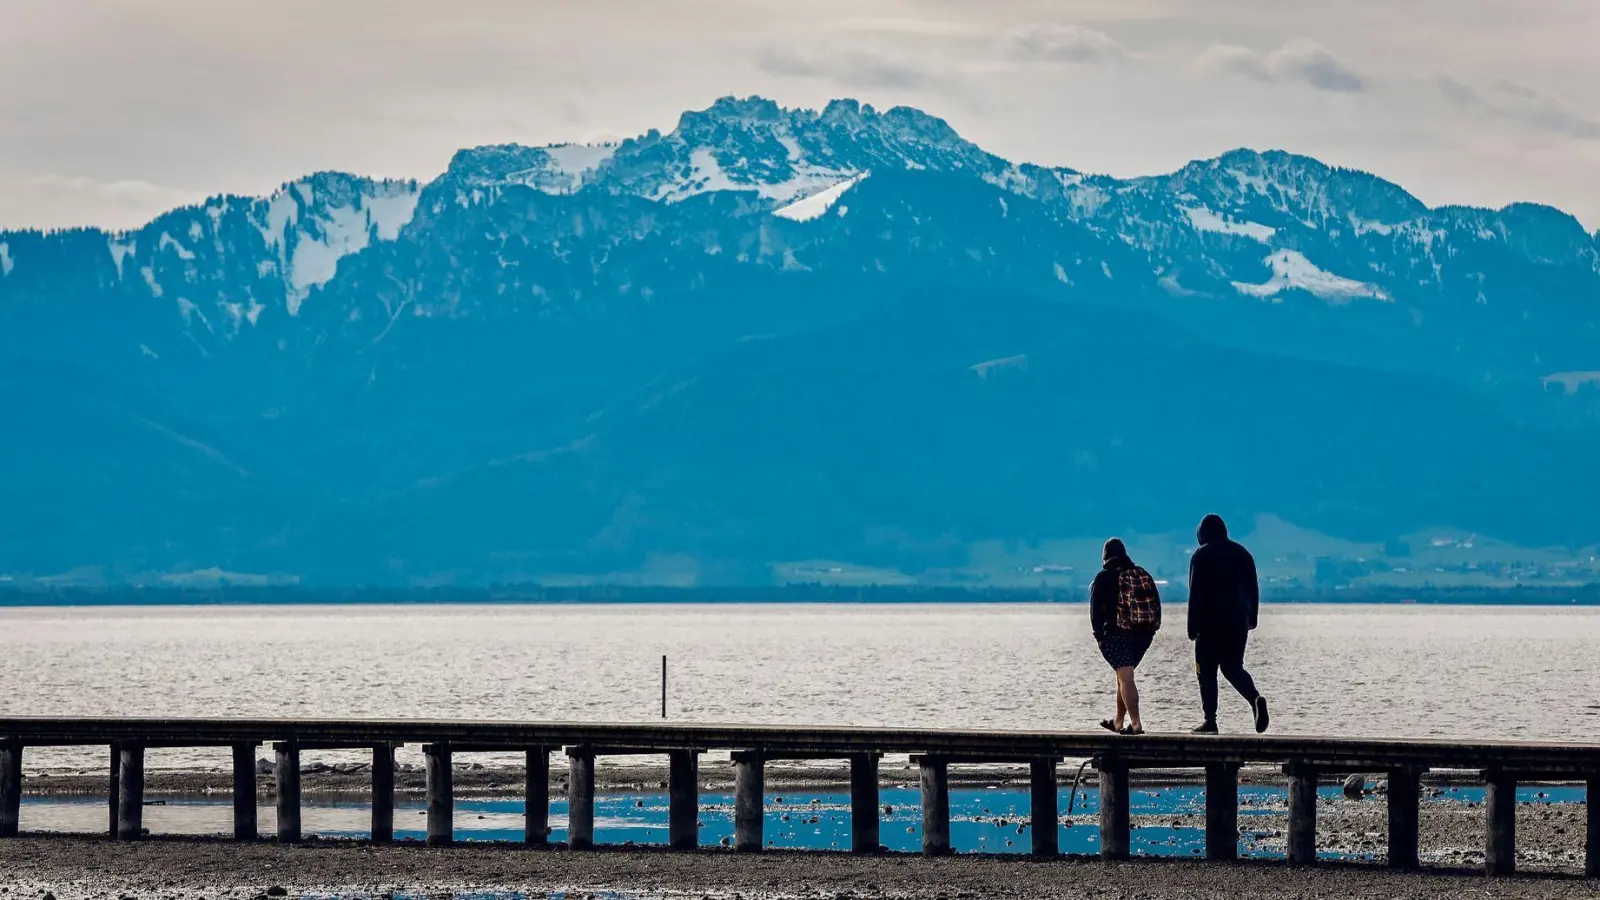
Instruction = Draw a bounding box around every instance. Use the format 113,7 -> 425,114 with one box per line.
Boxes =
1102,537 -> 1130,566
1197,514 -> 1228,545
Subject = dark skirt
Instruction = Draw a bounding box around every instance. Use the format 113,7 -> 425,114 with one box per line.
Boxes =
1099,629 -> 1155,670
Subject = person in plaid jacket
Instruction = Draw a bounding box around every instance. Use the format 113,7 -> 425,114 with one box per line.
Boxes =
1090,538 -> 1161,736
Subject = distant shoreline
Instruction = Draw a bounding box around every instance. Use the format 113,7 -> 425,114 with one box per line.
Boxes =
3,584 -> 1598,609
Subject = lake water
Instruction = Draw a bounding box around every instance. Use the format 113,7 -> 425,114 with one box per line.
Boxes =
15,784 -> 1587,858
3,602 -> 1598,774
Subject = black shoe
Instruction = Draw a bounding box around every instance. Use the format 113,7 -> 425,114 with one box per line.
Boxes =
1253,696 -> 1270,734
1191,721 -> 1218,735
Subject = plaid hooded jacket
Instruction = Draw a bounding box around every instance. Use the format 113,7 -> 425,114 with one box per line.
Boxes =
1090,552 -> 1162,641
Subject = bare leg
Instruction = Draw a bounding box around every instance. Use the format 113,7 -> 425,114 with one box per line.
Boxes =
1113,675 -> 1127,730
1116,667 -> 1142,732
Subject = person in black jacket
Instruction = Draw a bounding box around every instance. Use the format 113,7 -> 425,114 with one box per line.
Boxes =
1187,514 -> 1270,734
1090,538 -> 1160,736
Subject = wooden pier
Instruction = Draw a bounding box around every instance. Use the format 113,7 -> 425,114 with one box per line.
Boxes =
0,717 -> 1595,876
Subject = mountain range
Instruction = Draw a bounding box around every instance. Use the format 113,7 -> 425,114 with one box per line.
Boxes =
3,96 -> 1598,587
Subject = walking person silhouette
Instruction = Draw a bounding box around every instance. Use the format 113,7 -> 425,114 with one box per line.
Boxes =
1187,514 -> 1271,734
1091,538 -> 1161,736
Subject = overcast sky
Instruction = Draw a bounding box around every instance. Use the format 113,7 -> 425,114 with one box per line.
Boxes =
3,0 -> 1597,231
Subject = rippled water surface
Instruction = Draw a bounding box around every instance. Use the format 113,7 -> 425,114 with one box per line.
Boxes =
3,603 -> 1597,771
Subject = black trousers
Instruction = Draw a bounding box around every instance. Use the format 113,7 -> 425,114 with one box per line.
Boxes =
1194,630 -> 1260,721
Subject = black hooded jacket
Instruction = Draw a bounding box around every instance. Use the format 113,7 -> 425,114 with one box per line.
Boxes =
1186,515 -> 1259,639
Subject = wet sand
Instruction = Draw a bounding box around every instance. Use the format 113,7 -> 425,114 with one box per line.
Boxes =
1,836 -> 1595,900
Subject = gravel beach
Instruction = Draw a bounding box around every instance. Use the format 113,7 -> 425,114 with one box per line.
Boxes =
1,836 -> 1596,900
12,761 -> 1594,892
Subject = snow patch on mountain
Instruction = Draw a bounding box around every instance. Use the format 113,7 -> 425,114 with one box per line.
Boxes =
1543,372 -> 1600,394
1183,206 -> 1276,243
0,242 -> 12,276
970,354 -> 1027,379
255,178 -> 422,313
158,232 -> 196,260
1348,214 -> 1400,237
654,149 -> 744,203
651,147 -> 859,206
1233,250 -> 1389,303
364,185 -> 421,239
139,266 -> 163,298
108,237 -> 136,276
496,143 -> 619,194
544,144 -> 616,181
773,172 -> 869,221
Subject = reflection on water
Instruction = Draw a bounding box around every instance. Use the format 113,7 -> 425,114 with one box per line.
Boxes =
18,785 -> 1587,858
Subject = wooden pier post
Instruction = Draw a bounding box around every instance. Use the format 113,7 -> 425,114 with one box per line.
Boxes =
107,743 -> 118,838
424,742 -> 453,847
1030,758 -> 1059,857
1205,763 -> 1239,861
116,743 -> 145,841
1587,774 -> 1598,879
1097,755 -> 1131,861
371,743 -> 395,845
668,749 -> 699,851
231,742 -> 258,841
919,755 -> 952,857
274,742 -> 301,844
566,747 -> 596,850
1484,769 -> 1517,876
1285,762 -> 1318,865
1387,766 -> 1423,871
0,740 -> 20,839
850,752 -> 880,854
733,749 -> 765,852
524,748 -> 549,847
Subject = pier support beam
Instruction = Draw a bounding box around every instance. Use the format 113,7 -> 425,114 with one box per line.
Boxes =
1205,763 -> 1239,861
916,755 -> 952,857
1097,755 -> 1130,861
424,742 -> 453,847
231,742 -> 258,841
107,744 -> 118,838
566,748 -> 596,850
1387,766 -> 1423,871
733,750 -> 765,853
1286,763 -> 1318,866
371,744 -> 395,845
116,743 -> 145,841
0,740 -> 20,839
668,749 -> 700,851
524,748 -> 550,847
274,742 -> 301,844
1587,775 -> 1598,879
850,752 -> 881,854
1030,758 -> 1059,857
1484,769 -> 1517,876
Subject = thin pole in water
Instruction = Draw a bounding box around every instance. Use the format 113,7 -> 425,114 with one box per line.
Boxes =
661,655 -> 668,719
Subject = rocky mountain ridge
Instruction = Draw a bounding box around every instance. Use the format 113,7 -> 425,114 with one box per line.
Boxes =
2,96 -> 1596,585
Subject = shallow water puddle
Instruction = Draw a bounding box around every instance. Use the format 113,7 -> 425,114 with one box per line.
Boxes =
18,784 -> 1584,860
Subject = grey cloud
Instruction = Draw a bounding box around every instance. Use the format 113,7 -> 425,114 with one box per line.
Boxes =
2,175 -> 205,232
1437,76 -> 1600,140
1000,23 -> 1129,65
756,46 -> 938,91
1193,40 -> 1367,93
